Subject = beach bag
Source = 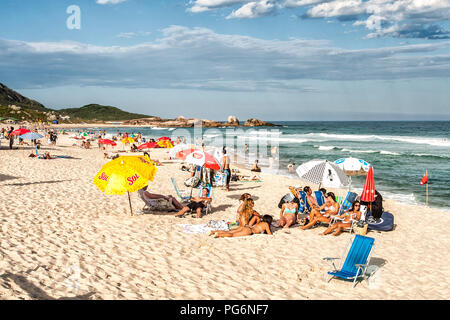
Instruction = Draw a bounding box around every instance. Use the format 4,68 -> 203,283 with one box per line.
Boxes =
367,211 -> 394,232
184,176 -> 200,188
354,220 -> 368,235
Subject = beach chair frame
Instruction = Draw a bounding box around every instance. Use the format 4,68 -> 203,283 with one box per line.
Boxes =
323,235 -> 375,288
171,177 -> 191,203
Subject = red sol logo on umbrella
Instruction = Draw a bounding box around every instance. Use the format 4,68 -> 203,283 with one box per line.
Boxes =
127,174 -> 140,185
98,172 -> 109,181
192,152 -> 203,159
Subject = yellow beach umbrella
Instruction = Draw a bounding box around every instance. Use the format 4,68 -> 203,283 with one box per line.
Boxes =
121,137 -> 135,144
93,155 -> 158,215
157,140 -> 173,148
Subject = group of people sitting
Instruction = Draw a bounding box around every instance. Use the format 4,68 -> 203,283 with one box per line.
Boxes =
278,185 -> 363,236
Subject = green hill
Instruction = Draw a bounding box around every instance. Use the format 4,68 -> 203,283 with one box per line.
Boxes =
0,83 -> 48,112
58,104 -> 151,122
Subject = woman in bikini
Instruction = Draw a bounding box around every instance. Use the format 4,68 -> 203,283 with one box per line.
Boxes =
211,214 -> 273,238
320,201 -> 362,236
279,199 -> 298,228
300,192 -> 339,230
209,198 -> 261,237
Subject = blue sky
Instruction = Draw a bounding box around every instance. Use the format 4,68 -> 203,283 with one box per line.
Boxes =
1,0 -> 450,120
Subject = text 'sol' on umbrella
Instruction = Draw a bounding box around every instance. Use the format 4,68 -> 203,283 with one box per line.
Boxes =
93,155 -> 158,215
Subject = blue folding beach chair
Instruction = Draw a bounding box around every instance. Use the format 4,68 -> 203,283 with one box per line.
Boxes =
314,191 -> 325,209
298,191 -> 312,214
328,191 -> 359,228
324,235 -> 375,288
337,191 -> 358,215
188,185 -> 213,216
171,177 -> 191,203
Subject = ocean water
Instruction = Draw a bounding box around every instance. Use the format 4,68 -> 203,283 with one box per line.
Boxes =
84,121 -> 450,210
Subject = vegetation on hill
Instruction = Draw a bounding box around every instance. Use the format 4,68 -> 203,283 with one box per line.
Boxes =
57,104 -> 151,122
0,83 -> 151,123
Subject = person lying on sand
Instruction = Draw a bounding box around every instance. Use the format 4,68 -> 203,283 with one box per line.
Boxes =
300,192 -> 339,230
174,188 -> 212,218
279,199 -> 298,228
39,151 -> 54,160
319,201 -> 361,236
210,214 -> 273,238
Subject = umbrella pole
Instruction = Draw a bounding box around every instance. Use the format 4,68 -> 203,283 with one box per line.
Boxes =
127,191 -> 133,216
426,183 -> 429,207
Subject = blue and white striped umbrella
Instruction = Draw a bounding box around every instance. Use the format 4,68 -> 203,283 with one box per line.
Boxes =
20,132 -> 44,140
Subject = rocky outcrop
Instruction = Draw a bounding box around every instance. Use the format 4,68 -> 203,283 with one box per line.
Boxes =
122,116 -> 277,127
244,118 -> 276,127
227,115 -> 239,126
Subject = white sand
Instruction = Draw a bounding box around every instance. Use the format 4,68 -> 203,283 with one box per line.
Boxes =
0,129 -> 449,300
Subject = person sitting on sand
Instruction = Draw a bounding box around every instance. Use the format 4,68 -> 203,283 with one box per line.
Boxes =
211,214 -> 273,238
131,144 -> 138,152
319,201 -> 362,236
251,160 -> 261,172
300,192 -> 340,230
138,186 -> 183,212
174,188 -> 212,218
236,193 -> 261,225
279,199 -> 298,228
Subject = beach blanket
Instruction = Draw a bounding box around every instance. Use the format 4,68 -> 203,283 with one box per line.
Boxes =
177,220 -> 229,234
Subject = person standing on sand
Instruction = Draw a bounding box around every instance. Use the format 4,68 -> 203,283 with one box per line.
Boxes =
222,148 -> 231,192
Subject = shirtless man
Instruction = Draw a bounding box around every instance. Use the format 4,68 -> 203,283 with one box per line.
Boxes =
222,148 -> 231,191
174,188 -> 212,218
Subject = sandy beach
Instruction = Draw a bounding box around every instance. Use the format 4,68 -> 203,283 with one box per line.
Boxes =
0,129 -> 449,300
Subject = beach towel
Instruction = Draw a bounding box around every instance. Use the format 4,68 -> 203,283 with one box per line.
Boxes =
177,220 -> 229,234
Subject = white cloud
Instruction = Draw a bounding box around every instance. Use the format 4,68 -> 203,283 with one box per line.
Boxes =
96,0 -> 127,5
188,0 -> 248,12
1,26 -> 450,90
227,0 -> 277,18
188,0 -> 450,39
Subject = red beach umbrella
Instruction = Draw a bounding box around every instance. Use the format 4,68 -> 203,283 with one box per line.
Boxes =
138,142 -> 157,150
185,150 -> 221,170
98,139 -> 117,146
10,128 -> 31,136
157,137 -> 171,142
361,166 -> 375,202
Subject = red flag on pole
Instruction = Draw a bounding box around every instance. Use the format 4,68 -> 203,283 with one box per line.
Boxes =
420,170 -> 428,185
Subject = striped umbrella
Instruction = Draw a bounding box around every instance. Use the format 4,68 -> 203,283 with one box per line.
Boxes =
296,159 -> 350,189
361,167 -> 375,202
184,150 -> 221,170
168,143 -> 190,158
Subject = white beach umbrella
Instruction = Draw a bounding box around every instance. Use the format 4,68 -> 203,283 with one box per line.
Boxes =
334,157 -> 371,176
296,159 -> 350,189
